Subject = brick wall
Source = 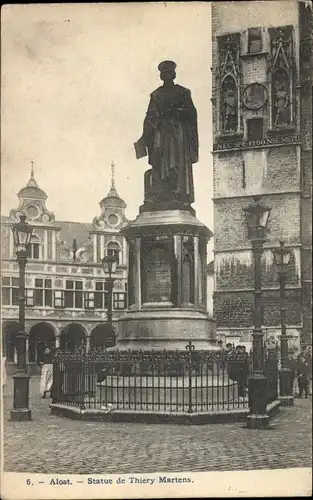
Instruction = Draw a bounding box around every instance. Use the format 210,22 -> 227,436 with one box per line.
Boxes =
243,57 -> 267,84
215,248 -> 301,291
265,146 -> 299,191
214,146 -> 300,198
214,288 -> 302,329
214,193 -> 301,250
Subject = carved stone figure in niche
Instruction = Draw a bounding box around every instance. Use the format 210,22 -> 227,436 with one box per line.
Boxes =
273,69 -> 290,126
134,61 -> 198,206
222,76 -> 237,132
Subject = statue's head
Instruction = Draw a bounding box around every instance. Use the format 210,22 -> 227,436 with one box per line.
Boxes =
158,60 -> 176,83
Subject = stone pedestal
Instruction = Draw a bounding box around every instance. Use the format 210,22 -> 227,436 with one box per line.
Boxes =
96,375 -> 238,411
117,209 -> 216,351
10,373 -> 32,421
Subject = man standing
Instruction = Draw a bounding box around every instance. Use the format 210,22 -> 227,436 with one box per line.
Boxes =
135,60 -> 198,206
297,353 -> 311,398
39,348 -> 53,399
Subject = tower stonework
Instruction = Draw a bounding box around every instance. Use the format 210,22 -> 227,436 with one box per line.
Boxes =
211,1 -> 312,349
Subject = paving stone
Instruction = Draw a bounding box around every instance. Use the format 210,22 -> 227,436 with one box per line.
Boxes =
3,376 -> 312,474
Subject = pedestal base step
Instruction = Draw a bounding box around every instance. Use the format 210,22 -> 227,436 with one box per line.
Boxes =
50,399 -> 280,425
10,408 -> 32,421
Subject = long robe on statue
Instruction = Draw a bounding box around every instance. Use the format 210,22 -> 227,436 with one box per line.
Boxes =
142,84 -> 198,204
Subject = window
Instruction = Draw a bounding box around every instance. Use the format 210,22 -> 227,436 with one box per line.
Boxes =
85,292 -> 95,309
64,280 -> 83,308
32,278 -> 53,307
1,277 -> 19,306
54,290 -> 64,308
28,236 -> 41,260
113,292 -> 127,310
107,242 -> 120,264
247,118 -> 263,142
26,289 -> 34,306
94,281 -> 108,309
248,28 -> 262,53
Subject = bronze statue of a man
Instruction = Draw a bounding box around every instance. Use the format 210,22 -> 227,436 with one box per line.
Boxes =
135,61 -> 198,206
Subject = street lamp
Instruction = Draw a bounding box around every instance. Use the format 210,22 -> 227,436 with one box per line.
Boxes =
272,240 -> 294,406
101,254 -> 119,347
243,196 -> 271,429
10,213 -> 34,421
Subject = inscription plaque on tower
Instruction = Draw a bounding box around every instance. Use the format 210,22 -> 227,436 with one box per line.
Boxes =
144,246 -> 172,302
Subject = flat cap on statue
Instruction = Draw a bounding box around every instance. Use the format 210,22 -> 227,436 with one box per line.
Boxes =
158,60 -> 177,72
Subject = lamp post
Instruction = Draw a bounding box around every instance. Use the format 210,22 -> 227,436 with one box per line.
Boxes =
101,254 -> 119,347
272,240 -> 294,406
10,214 -> 34,421
243,196 -> 271,429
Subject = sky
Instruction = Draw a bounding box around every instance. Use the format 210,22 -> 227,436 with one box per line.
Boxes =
1,3 -> 213,256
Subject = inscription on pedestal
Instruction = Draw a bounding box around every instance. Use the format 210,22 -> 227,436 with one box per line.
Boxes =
144,247 -> 171,302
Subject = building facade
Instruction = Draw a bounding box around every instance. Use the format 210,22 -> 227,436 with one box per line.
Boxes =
1,164 -> 129,372
211,1 -> 312,351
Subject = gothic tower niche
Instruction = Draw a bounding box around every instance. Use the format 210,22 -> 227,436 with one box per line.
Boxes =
217,33 -> 241,136
268,25 -> 295,130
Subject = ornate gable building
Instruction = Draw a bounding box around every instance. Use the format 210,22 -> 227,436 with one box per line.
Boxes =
1,163 -> 129,372
211,1 -> 312,350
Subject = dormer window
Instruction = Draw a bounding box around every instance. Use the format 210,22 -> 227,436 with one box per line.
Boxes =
248,28 -> 262,53
107,241 -> 120,264
28,235 -> 41,260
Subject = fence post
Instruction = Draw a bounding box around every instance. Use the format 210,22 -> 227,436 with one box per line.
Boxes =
186,341 -> 195,414
80,357 -> 86,410
51,360 -> 57,403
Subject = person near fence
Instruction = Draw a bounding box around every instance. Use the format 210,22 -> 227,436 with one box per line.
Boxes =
287,350 -> 297,395
228,345 -> 249,400
297,354 -> 310,398
225,343 -> 234,354
306,346 -> 312,395
39,348 -> 53,399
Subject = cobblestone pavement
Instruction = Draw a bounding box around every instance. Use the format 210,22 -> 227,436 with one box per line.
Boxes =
2,377 -> 312,474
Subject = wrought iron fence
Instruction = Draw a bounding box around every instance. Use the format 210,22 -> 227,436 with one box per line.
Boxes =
52,342 -> 255,413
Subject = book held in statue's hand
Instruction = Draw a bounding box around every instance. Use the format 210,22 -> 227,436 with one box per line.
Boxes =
134,138 -> 147,159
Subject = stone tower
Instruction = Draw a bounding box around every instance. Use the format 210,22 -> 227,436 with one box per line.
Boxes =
211,1 -> 312,349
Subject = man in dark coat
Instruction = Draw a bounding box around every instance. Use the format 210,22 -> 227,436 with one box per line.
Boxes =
135,60 -> 198,205
229,345 -> 249,399
297,354 -> 311,398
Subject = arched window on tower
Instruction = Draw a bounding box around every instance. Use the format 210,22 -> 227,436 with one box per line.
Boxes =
106,241 -> 120,264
